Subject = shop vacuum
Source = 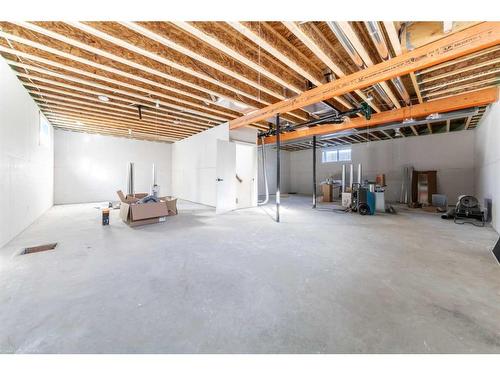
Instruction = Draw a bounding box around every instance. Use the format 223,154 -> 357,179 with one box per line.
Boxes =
441,195 -> 485,227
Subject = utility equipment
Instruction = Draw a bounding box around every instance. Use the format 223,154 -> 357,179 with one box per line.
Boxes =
454,195 -> 485,226
441,195 -> 485,227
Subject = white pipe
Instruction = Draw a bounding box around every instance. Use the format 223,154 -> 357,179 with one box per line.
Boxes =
341,164 -> 346,193
349,164 -> 353,190
258,138 -> 269,205
151,163 -> 157,193
358,163 -> 362,184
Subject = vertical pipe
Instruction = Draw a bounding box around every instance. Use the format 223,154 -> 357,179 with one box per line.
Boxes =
349,164 -> 354,191
276,114 -> 281,223
312,136 -> 317,208
341,164 -> 346,193
151,163 -> 157,193
127,162 -> 135,196
358,163 -> 362,184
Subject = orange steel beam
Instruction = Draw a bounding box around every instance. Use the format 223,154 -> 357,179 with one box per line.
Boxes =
230,22 -> 500,129
263,87 -> 499,144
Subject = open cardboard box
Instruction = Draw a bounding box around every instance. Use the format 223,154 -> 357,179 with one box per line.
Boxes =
117,191 -> 177,227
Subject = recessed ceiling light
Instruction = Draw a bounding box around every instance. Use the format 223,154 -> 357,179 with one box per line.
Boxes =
98,95 -> 109,102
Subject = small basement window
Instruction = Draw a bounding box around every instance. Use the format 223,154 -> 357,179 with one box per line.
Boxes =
322,147 -> 351,163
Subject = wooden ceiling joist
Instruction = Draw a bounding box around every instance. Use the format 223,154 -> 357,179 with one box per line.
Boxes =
3,22 -> 298,126
39,104 -> 206,134
28,90 -> 215,127
0,21 -> 498,142
12,22 -> 261,106
50,121 -> 179,142
416,45 -> 500,75
383,21 -> 424,104
2,52 -> 238,120
120,22 -> 289,102
44,111 -> 196,138
34,97 -> 212,129
0,38 -> 240,121
262,87 -> 498,144
171,21 -> 304,95
228,22 -> 321,85
20,78 -> 226,125
419,57 -> 500,84
63,21 -> 307,123
230,23 -> 500,129
334,22 -> 401,109
423,77 -> 499,99
282,21 -> 381,113
14,69 -> 228,123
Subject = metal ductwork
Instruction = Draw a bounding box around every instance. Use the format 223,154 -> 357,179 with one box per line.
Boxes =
364,21 -> 411,105
327,21 -> 396,109
317,107 -> 479,142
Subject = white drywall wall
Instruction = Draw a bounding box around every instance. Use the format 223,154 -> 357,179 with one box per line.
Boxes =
257,145 -> 291,196
54,130 -> 172,204
0,58 -> 54,248
171,123 -> 229,207
286,130 -> 475,203
474,102 -> 500,233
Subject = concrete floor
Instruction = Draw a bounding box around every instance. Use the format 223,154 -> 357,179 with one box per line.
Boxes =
0,195 -> 499,354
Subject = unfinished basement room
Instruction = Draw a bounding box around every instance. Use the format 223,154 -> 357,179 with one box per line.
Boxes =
1,4 -> 500,362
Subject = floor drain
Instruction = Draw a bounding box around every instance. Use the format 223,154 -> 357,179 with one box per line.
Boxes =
22,243 -> 58,255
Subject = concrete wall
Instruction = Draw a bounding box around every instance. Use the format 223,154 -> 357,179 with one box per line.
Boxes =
474,102 -> 500,233
172,123 -> 229,207
54,130 -> 172,204
286,131 -> 475,203
0,59 -> 54,248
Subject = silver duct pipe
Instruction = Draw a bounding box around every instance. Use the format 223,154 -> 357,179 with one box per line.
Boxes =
151,163 -> 157,194
127,162 -> 135,196
327,22 -> 364,67
364,21 -> 411,105
341,164 -> 346,193
349,164 -> 354,190
357,163 -> 362,184
327,21 -> 395,108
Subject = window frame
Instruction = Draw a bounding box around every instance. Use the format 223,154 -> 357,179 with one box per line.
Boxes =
321,147 -> 352,164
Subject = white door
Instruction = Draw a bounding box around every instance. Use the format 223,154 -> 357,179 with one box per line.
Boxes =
235,143 -> 258,209
216,139 -> 237,214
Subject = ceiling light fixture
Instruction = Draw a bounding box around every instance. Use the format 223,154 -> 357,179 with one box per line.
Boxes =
155,99 -> 160,108
98,95 -> 109,102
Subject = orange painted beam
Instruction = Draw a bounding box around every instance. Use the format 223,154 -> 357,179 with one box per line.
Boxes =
263,87 -> 499,144
230,22 -> 500,129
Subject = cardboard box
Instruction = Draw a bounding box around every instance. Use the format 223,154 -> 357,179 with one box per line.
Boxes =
322,184 -> 333,202
117,191 -> 178,227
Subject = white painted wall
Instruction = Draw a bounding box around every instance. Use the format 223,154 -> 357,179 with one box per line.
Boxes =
474,102 -> 500,233
257,146 -> 291,196
286,131 -> 475,203
54,130 -> 172,204
0,58 -> 54,248
172,123 -> 229,207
